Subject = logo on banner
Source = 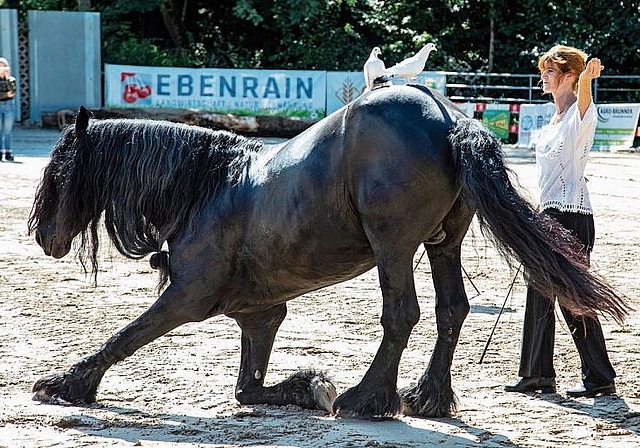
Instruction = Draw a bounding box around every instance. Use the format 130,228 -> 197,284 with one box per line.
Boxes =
334,79 -> 360,106
597,108 -> 610,123
482,110 -> 510,140
597,106 -> 635,123
121,72 -> 153,105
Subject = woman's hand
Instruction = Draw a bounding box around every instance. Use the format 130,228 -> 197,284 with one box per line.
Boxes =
579,58 -> 604,83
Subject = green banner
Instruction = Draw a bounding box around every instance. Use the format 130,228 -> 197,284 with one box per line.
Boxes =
482,110 -> 510,140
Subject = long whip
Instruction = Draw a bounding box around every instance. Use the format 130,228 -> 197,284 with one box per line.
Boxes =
478,264 -> 522,364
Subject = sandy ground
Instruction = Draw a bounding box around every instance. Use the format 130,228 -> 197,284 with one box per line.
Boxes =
1,129 -> 639,447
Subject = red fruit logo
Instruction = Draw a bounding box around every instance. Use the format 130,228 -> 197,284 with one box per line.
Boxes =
136,84 -> 151,98
121,72 -> 152,104
123,84 -> 137,103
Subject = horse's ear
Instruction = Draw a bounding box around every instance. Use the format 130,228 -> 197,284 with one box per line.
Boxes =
75,106 -> 90,136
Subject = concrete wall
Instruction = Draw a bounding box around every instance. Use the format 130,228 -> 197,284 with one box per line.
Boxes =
0,9 -> 21,122
28,10 -> 101,123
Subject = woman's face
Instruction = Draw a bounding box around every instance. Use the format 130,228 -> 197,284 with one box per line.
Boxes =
0,61 -> 9,77
540,62 -> 571,94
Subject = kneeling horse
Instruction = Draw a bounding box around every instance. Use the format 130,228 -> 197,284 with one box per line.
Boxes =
28,85 -> 626,418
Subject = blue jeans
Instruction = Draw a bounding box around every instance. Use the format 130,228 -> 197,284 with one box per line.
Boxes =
0,99 -> 15,151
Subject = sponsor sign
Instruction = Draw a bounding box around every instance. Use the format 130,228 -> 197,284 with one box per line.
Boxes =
408,71 -> 447,94
593,103 -> 640,151
105,64 -> 326,119
516,103 -> 556,148
482,105 -> 510,140
326,71 -> 447,115
326,72 -> 366,115
517,103 -> 640,151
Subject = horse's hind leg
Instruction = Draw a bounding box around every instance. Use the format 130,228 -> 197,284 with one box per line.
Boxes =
32,283 -> 208,404
400,197 -> 473,417
231,304 -> 337,412
332,245 -> 420,419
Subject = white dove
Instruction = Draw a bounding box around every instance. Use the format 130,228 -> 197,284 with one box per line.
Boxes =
363,46 -> 386,91
378,42 -> 437,84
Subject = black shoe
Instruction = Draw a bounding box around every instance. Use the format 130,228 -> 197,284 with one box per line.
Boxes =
505,377 -> 556,393
4,151 -> 13,162
566,382 -> 616,398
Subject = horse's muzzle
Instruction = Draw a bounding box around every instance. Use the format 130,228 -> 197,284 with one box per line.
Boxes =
36,230 -> 70,258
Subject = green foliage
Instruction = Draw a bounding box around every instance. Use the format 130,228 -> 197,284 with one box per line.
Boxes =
4,0 -> 639,75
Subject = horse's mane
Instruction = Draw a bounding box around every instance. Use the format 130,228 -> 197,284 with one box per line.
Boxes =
29,118 -> 263,289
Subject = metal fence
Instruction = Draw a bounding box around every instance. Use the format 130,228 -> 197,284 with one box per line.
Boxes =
443,72 -> 640,104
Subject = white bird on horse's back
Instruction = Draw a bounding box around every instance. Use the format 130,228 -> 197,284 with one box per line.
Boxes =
363,46 -> 386,91
377,42 -> 437,84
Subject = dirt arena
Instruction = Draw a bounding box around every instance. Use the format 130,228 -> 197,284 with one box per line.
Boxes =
1,133 -> 639,447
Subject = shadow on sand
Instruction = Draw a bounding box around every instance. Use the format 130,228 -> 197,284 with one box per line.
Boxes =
62,403 -> 522,447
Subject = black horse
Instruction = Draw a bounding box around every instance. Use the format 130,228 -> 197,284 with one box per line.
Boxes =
28,85 -> 626,419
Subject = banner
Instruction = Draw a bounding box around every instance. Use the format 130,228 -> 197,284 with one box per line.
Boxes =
516,103 -> 555,148
105,64 -> 327,119
326,72 -> 366,115
407,71 -> 447,94
482,104 -> 510,140
517,102 -> 640,151
326,71 -> 447,115
593,103 -> 640,151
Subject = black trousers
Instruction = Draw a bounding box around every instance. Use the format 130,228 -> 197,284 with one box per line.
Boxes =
518,208 -> 616,384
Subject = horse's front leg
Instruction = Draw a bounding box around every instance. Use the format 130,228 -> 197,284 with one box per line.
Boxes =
333,248 -> 420,419
32,283 -> 208,404
231,304 -> 337,412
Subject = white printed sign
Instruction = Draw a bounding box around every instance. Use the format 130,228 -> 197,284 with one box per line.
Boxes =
517,102 -> 640,151
593,103 -> 640,151
516,103 -> 556,148
325,71 -> 447,115
326,72 -> 366,115
411,71 -> 447,93
105,64 -> 327,119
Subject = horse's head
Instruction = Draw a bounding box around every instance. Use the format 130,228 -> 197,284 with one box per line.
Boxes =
28,106 -> 94,259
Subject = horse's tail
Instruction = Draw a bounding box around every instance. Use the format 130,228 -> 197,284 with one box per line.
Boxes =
448,117 -> 628,323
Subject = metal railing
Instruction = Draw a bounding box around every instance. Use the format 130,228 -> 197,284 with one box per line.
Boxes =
442,72 -> 640,104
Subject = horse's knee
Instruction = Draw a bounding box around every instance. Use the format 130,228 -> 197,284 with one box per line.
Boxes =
235,386 -> 256,404
380,299 -> 420,336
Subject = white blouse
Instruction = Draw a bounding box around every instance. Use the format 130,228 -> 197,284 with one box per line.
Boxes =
534,101 -> 597,214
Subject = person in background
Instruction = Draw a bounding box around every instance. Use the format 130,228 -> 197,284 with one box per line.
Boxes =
0,57 -> 16,162
505,45 -> 617,398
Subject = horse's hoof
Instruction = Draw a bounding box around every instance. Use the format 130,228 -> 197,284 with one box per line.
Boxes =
32,372 -> 96,405
399,382 -> 457,418
309,373 -> 337,412
282,369 -> 337,411
332,383 -> 401,419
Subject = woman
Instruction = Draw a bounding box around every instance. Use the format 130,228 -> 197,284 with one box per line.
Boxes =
0,57 -> 16,162
505,45 -> 616,398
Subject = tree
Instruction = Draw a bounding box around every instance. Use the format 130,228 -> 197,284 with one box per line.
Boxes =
3,0 -> 638,77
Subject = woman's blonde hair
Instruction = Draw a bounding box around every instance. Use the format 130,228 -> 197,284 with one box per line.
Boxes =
537,45 -> 588,92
